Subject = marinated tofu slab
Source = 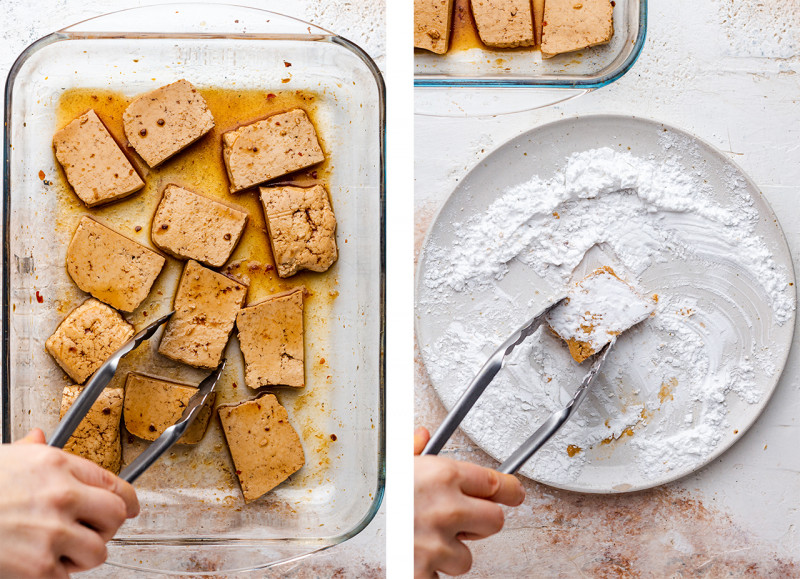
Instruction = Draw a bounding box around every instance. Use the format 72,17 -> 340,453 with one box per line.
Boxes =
415,0 -> 455,54
222,109 -> 325,193
260,185 -> 338,278
470,0 -> 535,48
218,394 -> 305,503
60,385 -> 124,473
53,109 -> 144,207
46,299 -> 134,384
158,260 -> 247,369
123,373 -> 213,445
236,288 -> 305,389
67,216 -> 166,312
541,0 -> 613,58
151,184 -> 248,268
123,79 -> 215,168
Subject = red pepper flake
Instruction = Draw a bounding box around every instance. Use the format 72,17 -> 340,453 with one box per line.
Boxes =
284,61 -> 292,67
134,225 -> 142,232
319,358 -> 326,365
38,170 -> 45,180
236,470 -> 242,475
310,170 -> 318,179
330,434 -> 337,441
232,382 -> 238,389
267,93 -> 276,99
35,291 -> 43,303
264,264 -> 274,272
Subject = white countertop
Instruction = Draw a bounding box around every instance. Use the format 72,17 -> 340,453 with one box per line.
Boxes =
0,1 -> 385,577
415,0 -> 800,575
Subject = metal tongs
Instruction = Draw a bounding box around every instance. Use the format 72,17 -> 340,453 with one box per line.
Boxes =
48,311 -> 225,483
422,299 -> 616,475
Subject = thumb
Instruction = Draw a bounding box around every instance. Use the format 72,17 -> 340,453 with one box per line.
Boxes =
414,427 -> 430,455
16,428 -> 46,444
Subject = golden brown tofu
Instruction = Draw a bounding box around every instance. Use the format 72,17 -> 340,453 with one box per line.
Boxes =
123,373 -> 212,445
415,0 -> 454,54
541,0 -> 613,58
470,0 -> 535,48
222,109 -> 325,193
123,79 -> 215,168
151,184 -> 248,268
60,385 -> 124,473
236,288 -> 305,389
158,260 -> 247,369
53,109 -> 144,207
260,185 -> 338,278
66,216 -> 166,313
218,394 -> 305,503
46,299 -> 134,384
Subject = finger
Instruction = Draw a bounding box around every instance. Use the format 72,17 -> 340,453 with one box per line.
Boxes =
451,497 -> 505,540
437,538 -> 473,577
58,523 -> 107,573
414,427 -> 430,455
16,428 -> 46,444
64,454 -> 140,518
73,485 -> 129,541
457,463 -> 525,506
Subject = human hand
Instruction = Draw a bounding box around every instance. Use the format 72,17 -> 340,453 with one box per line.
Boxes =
414,427 -> 525,578
0,429 -> 139,579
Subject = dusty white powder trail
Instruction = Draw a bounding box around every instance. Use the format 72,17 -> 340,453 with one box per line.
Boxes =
417,140 -> 796,490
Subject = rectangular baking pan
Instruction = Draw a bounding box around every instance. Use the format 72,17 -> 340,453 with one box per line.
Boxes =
3,4 -> 385,575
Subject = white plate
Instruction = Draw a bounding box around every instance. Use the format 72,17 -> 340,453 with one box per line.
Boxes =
415,115 -> 796,493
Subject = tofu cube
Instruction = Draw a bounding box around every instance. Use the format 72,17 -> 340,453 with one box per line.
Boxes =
53,109 -> 144,207
547,267 -> 655,363
236,288 -> 305,389
151,184 -> 248,268
222,109 -> 325,193
470,0 -> 535,48
123,373 -> 213,445
60,385 -> 124,473
415,0 -> 455,54
218,394 -> 305,503
541,0 -> 613,58
260,185 -> 338,278
46,299 -> 135,384
67,216 -> 166,313
123,79 -> 215,168
158,260 -> 247,369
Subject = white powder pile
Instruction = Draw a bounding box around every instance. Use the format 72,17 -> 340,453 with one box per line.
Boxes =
419,144 -> 795,486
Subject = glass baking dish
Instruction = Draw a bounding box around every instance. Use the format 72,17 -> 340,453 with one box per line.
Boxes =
415,0 -> 646,87
414,0 -> 646,116
3,3 -> 384,575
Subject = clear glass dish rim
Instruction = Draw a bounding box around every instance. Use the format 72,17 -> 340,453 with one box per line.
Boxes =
1,2 -> 386,566
414,0 -> 648,89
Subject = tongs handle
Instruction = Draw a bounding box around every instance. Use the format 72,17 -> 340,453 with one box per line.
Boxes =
421,300 -> 564,456
497,339 -> 615,474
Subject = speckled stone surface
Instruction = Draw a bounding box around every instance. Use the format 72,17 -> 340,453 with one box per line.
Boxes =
0,1 -> 385,577
416,0 -> 800,575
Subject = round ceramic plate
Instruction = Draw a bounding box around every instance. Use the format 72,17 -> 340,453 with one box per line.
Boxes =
415,115 -> 796,493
